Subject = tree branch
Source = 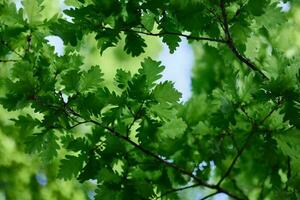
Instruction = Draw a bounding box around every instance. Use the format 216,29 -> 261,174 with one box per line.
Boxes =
68,120 -> 91,129
125,29 -> 227,43
200,191 -> 219,200
86,118 -> 244,200
1,40 -> 24,59
59,106 -> 245,200
240,105 -> 253,122
229,177 -> 249,200
126,102 -> 144,137
259,99 -> 284,125
0,59 -> 19,63
155,183 -> 201,199
219,0 -> 268,80
217,126 -> 256,186
217,99 -> 284,187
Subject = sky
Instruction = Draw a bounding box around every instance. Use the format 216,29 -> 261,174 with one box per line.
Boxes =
159,39 -> 194,102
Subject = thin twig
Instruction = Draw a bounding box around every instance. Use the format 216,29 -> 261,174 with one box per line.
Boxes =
155,183 -> 201,199
87,118 -> 244,200
126,102 -> 144,137
1,40 -> 24,58
217,99 -> 284,187
0,59 -> 19,63
229,178 -> 249,200
285,156 -> 291,190
51,105 -> 245,200
259,99 -> 284,125
68,120 -> 91,129
219,0 -> 268,80
125,29 -> 226,43
200,191 -> 219,200
258,174 -> 268,199
240,105 -> 253,122
217,125 -> 256,186
227,129 -> 240,152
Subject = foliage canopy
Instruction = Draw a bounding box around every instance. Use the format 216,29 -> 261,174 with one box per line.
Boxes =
1,0 -> 300,199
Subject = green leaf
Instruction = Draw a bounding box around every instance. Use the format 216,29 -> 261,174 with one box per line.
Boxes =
124,32 -> 146,57
61,69 -> 81,92
78,153 -> 101,182
75,92 -> 104,117
247,0 -> 270,16
26,131 -> 60,162
80,66 -> 104,92
159,16 -> 181,53
282,100 -> 300,129
40,132 -> 60,162
141,12 -> 155,31
138,57 -> 165,88
153,81 -> 181,103
256,3 -> 286,30
161,34 -> 181,54
275,129 -> 300,160
25,132 -> 46,154
22,0 -> 44,25
50,20 -> 83,46
95,185 -> 122,200
58,154 -> 85,180
115,69 -> 131,89
11,114 -> 41,135
96,28 -> 120,54
159,117 -> 187,139
150,103 -> 177,120
127,74 -> 149,101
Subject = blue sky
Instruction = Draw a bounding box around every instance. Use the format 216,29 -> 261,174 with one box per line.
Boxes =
159,39 -> 194,102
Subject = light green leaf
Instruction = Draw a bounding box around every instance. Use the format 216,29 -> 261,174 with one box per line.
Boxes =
141,12 -> 155,31
159,118 -> 187,139
22,0 -> 44,25
80,66 -> 104,92
153,81 -> 181,103
138,57 -> 165,88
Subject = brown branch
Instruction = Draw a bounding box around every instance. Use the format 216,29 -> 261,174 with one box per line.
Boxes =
219,0 -> 268,80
